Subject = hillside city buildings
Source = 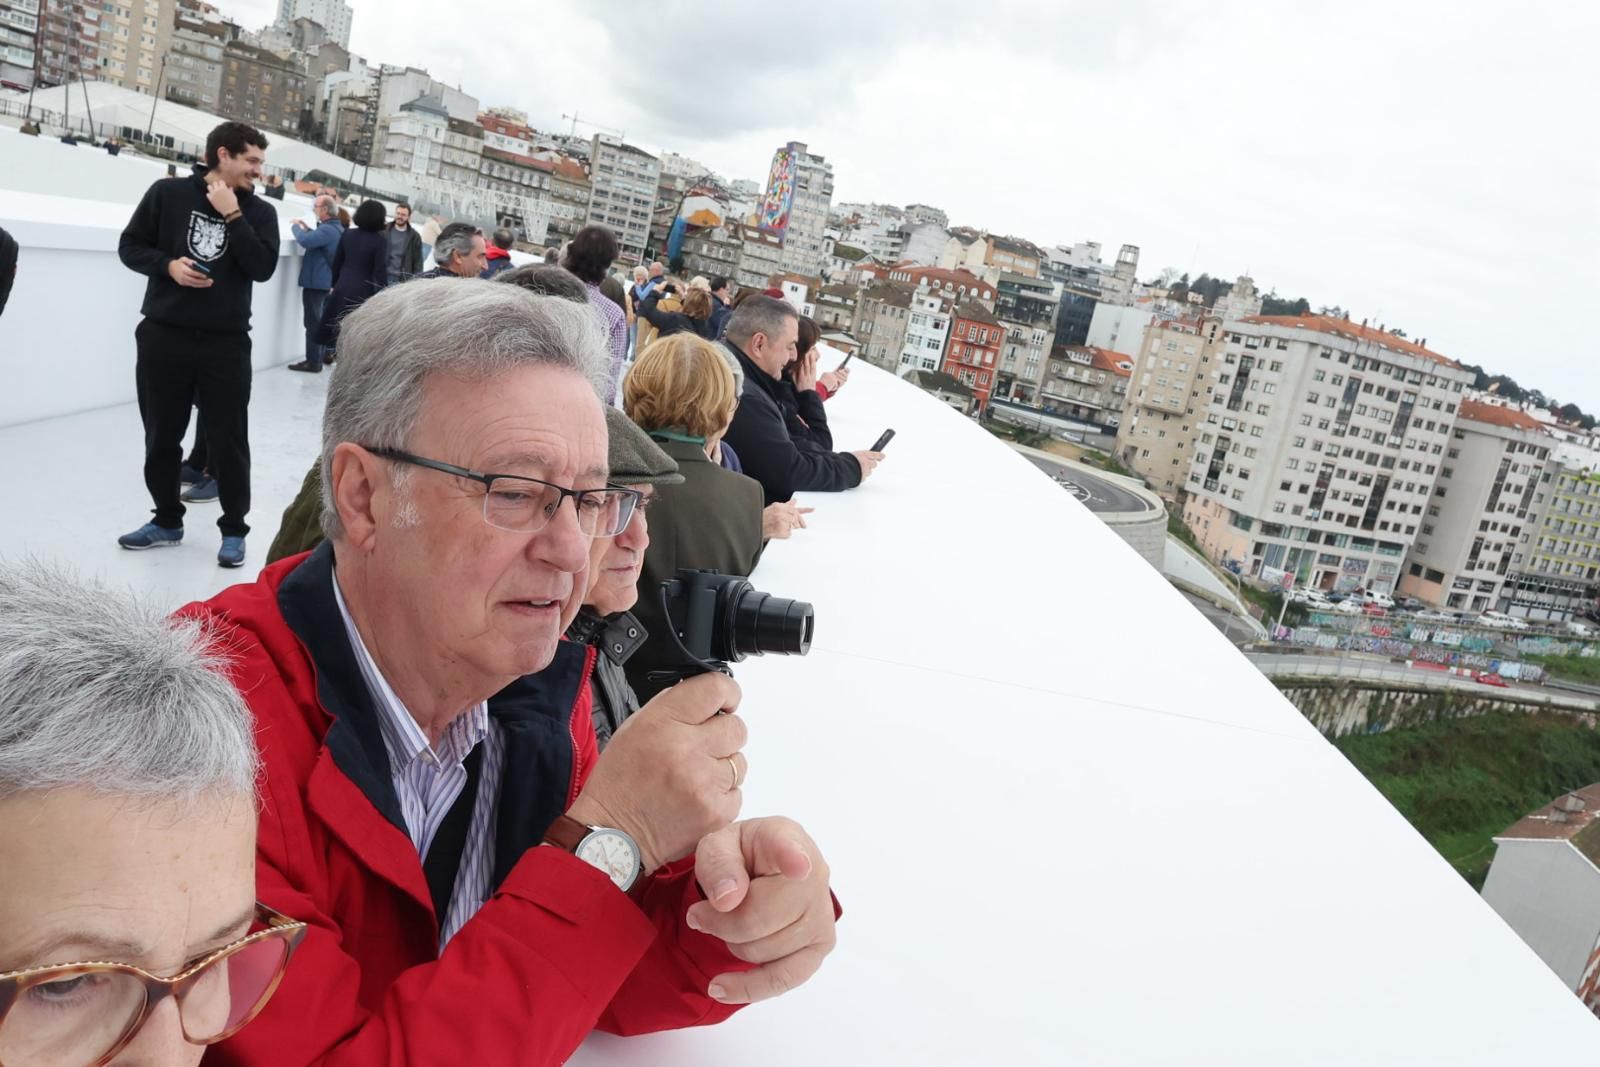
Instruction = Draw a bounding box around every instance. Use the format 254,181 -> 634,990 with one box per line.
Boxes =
6,0 -> 1591,622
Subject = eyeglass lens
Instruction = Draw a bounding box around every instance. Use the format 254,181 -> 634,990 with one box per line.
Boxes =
0,936 -> 291,1065
482,481 -> 634,536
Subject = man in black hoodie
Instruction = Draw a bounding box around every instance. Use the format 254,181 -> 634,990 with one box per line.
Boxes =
116,121 -> 279,568
720,296 -> 884,504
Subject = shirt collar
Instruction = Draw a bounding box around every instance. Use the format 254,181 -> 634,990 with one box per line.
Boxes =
331,572 -> 489,775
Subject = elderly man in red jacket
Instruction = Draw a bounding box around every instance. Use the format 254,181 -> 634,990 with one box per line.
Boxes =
189,278 -> 838,1065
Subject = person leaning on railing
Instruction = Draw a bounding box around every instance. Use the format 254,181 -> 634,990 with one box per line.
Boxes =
720,296 -> 885,504
264,265 -> 594,564
0,561 -> 304,1066
198,280 -> 840,1065
622,333 -> 813,701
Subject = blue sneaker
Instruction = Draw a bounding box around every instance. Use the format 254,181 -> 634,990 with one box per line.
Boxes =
118,523 -> 183,550
218,535 -> 246,568
182,476 -> 219,503
180,464 -> 205,486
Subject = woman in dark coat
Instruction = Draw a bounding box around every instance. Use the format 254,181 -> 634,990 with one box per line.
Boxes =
316,199 -> 388,356
637,283 -> 717,340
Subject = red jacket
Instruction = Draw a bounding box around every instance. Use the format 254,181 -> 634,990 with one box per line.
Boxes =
188,546 -> 748,1065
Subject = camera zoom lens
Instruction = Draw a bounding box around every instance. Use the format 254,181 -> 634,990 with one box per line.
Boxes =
731,589 -> 814,659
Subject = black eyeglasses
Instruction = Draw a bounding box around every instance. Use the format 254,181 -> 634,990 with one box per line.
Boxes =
367,447 -> 640,538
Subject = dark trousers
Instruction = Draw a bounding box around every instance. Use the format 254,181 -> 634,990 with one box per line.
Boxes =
302,287 -> 328,366
185,417 -> 208,472
134,318 -> 252,536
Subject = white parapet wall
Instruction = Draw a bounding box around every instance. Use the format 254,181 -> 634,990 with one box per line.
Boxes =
0,127 -> 310,427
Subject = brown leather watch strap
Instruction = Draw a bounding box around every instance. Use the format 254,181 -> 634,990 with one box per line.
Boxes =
543,814 -> 651,901
542,813 -> 591,854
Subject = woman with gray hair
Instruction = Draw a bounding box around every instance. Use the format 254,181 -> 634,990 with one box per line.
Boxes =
0,561 -> 304,1066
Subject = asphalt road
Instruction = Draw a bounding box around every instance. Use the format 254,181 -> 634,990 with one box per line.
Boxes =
1249,651 -> 1597,711
1022,453 -> 1153,515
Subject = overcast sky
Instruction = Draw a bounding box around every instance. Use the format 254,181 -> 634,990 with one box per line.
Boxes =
236,0 -> 1598,406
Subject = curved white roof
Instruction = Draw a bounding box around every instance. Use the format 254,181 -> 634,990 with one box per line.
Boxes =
0,140 -> 1596,1062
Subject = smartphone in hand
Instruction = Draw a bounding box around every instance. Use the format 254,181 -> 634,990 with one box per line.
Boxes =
191,260 -> 213,276
871,429 -> 895,452
837,352 -> 854,371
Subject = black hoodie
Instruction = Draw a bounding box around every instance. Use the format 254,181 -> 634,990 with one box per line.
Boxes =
118,163 -> 280,334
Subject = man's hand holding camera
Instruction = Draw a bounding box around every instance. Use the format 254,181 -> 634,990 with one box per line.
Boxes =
567,673 -> 748,871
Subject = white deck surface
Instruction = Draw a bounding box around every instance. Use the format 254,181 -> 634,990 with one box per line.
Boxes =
1,353 -> 1596,1062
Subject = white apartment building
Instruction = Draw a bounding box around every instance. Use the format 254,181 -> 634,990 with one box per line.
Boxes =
898,289 -> 952,375
585,134 -> 660,265
380,92 -> 448,178
376,66 -> 477,123
767,142 -> 834,277
99,0 -> 175,97
1212,275 -> 1265,322
1087,302 -> 1155,359
1505,444 -> 1600,620
1116,316 -> 1225,498
274,0 -> 350,49
440,117 -> 484,188
0,0 -> 36,87
1397,399 -> 1551,612
1183,315 -> 1475,594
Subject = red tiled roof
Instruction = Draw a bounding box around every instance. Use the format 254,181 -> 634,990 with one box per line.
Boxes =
1496,784 -> 1600,868
1063,345 -> 1134,377
885,265 -> 993,296
1459,398 -> 1548,433
1088,346 -> 1134,377
550,158 -> 587,183
1239,314 -> 1457,368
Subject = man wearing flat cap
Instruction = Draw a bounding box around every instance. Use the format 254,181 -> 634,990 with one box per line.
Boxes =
566,407 -> 684,747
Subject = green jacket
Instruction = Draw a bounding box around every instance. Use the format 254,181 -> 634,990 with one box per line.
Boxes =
267,463 -> 326,564
626,436 -> 766,701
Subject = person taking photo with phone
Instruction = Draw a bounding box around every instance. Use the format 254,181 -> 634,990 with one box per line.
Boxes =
721,297 -> 885,504
116,120 -> 280,569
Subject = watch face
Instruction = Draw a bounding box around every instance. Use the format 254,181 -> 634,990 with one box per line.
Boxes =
576,829 -> 641,891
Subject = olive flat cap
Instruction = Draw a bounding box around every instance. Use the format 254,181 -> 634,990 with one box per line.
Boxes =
605,405 -> 683,486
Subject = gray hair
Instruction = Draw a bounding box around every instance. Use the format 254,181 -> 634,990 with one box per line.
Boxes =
725,295 -> 798,348
314,194 -> 335,218
433,223 -> 478,268
718,341 -> 746,396
0,560 -> 257,802
320,279 -> 611,539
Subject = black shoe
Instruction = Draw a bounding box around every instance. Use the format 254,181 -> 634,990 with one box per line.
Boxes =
288,361 -> 323,373
322,352 -> 337,365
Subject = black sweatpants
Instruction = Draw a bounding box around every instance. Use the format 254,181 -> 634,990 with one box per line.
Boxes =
134,318 -> 252,536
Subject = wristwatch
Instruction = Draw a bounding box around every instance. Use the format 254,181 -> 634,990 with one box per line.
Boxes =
543,814 -> 643,892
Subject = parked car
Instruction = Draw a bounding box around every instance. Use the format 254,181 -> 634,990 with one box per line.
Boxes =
1475,672 -> 1509,688
1414,609 -> 1454,623
1395,597 -> 1424,612
1325,592 -> 1350,604
1566,621 -> 1594,639
1336,599 -> 1364,615
1290,588 -> 1332,609
1362,603 -> 1389,617
1359,590 -> 1396,610
1478,611 -> 1531,632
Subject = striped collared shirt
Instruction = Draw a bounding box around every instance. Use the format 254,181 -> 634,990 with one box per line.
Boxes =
332,576 -> 505,948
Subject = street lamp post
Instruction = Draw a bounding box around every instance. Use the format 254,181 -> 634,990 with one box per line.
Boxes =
145,55 -> 166,141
